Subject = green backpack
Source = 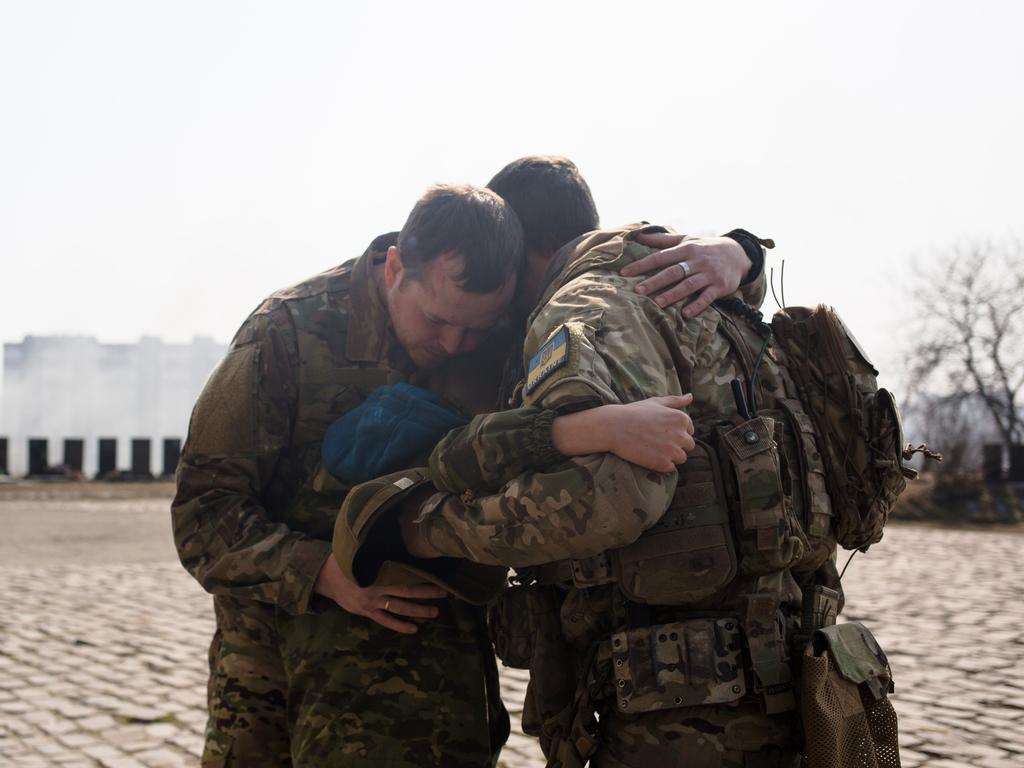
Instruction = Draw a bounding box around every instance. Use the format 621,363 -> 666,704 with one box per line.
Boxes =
770,305 -> 918,551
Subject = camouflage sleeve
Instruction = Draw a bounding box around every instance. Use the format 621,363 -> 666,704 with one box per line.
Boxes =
428,407 -> 565,495
171,302 -> 332,614
739,267 -> 767,309
416,274 -> 683,567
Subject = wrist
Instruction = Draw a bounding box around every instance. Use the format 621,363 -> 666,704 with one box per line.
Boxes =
551,408 -> 612,457
723,229 -> 770,285
399,506 -> 441,559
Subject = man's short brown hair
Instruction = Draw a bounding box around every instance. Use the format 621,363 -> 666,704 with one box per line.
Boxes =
487,156 -> 599,257
397,184 -> 524,293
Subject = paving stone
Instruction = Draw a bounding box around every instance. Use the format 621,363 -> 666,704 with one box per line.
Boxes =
143,723 -> 178,740
134,747 -> 191,767
82,742 -> 129,761
102,759 -> 148,768
2,507 -> 1022,767
56,731 -> 98,749
114,704 -> 167,723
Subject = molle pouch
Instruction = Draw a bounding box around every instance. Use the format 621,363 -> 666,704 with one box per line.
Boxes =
488,583 -> 570,672
607,618 -> 747,714
613,441 -> 737,605
721,417 -> 807,575
487,585 -> 534,670
778,398 -> 836,572
801,622 -> 900,768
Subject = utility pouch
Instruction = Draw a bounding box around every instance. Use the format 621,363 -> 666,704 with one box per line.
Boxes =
488,582 -> 569,672
488,585 -> 534,670
792,584 -> 841,657
743,576 -> 796,715
605,618 -> 746,714
801,622 -> 900,768
803,586 -> 840,635
777,398 -> 836,572
613,440 -> 737,604
721,417 -> 806,574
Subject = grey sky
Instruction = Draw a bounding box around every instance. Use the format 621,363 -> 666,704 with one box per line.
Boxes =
2,0 -> 1022,397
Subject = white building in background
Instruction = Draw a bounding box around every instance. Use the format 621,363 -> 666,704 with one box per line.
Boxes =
0,336 -> 225,476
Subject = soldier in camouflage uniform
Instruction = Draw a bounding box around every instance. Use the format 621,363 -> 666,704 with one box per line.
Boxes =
172,184 -> 525,767
386,221 -> 807,767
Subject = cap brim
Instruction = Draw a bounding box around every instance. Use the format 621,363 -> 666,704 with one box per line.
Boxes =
376,559 -> 508,605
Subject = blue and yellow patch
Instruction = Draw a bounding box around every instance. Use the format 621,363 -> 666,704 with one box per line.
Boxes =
524,325 -> 570,396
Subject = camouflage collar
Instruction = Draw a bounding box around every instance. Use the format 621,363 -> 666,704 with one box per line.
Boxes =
525,223 -> 670,331
345,232 -> 412,371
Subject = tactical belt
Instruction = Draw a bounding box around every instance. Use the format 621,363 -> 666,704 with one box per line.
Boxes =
535,552 -> 614,589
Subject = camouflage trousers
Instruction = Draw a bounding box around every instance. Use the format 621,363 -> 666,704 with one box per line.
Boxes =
203,596 -> 291,767
202,594 -> 508,767
277,598 -> 508,767
590,702 -> 800,768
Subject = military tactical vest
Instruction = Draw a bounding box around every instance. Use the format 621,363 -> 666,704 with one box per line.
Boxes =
272,233 -> 510,541
252,234 -> 410,541
525,227 -> 908,720
528,228 -> 830,591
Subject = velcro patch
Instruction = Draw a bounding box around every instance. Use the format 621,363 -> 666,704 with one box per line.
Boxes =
524,325 -> 571,397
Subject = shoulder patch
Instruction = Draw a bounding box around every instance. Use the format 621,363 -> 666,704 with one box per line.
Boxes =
524,325 -> 572,397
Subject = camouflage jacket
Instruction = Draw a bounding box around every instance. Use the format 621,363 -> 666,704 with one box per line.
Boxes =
418,226 -> 769,568
419,225 -> 809,733
171,233 -> 508,614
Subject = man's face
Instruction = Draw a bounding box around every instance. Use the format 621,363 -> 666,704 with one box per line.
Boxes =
383,246 -> 515,369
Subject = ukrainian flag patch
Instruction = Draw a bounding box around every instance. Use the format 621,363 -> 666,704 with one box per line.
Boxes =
525,325 -> 571,396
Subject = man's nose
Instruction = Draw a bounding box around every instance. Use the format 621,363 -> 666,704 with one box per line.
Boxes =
438,326 -> 466,355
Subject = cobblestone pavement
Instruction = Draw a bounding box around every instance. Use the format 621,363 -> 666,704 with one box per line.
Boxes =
1,491 -> 1022,766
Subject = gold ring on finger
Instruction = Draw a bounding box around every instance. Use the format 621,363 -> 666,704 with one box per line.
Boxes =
384,599 -> 391,612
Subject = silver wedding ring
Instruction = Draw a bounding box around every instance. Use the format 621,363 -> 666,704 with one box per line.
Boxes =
384,599 -> 391,612
678,261 -> 692,278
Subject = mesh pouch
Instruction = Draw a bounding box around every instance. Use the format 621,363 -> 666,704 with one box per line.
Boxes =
800,623 -> 900,768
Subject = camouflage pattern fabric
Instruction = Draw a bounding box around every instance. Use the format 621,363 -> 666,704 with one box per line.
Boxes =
202,597 -> 290,767
173,232 -> 510,766
770,306 -> 913,553
419,227 -> 751,567
420,226 -> 815,765
591,703 -> 800,768
605,618 -> 747,712
281,470 -> 508,767
278,601 -> 507,767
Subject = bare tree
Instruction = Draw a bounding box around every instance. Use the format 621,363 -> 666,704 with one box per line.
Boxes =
906,240 -> 1024,462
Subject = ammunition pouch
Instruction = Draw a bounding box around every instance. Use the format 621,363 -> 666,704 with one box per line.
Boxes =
720,416 -> 808,575
793,584 -> 841,654
536,441 -> 738,605
800,622 -> 899,768
743,572 -> 797,714
776,399 -> 836,572
597,617 -> 747,714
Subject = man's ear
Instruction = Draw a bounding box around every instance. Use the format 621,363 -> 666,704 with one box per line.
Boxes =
384,245 -> 403,290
